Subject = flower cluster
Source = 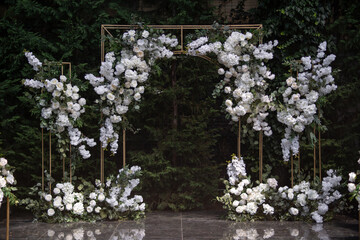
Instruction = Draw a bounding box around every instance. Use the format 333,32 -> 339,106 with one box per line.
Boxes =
187,32 -> 277,137
0,157 -> 16,207
24,52 -> 96,159
21,165 -> 145,223
277,41 -> 336,161
217,155 -> 343,223
347,156 -> 360,210
86,29 -> 178,154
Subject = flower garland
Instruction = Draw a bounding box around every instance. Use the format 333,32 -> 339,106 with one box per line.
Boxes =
85,29 -> 178,154
217,155 -> 344,223
0,157 -> 17,207
23,52 -> 96,159
277,42 -> 336,161
187,32 -> 277,136
21,165 -> 145,222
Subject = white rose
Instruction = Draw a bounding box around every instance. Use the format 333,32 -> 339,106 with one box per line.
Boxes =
142,30 -> 149,38
289,207 -> 299,216
78,98 -> 86,106
47,208 -> 55,216
44,194 -> 52,202
218,68 -> 225,75
66,203 -> 73,211
98,193 -> 105,202
134,92 -> 141,101
0,158 -> 7,167
349,172 -> 357,182
106,92 -> 115,101
225,99 -> 233,107
95,206 -> 101,213
348,183 -> 356,192
60,75 -> 67,82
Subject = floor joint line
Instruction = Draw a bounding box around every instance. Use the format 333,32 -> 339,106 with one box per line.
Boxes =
181,212 -> 184,240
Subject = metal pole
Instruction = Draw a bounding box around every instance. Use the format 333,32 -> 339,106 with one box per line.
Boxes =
6,197 -> 10,240
319,130 -> 322,180
49,130 -> 52,192
237,118 -> 241,159
259,131 -> 263,182
41,128 -> 44,192
123,129 -> 126,168
313,127 -> 316,180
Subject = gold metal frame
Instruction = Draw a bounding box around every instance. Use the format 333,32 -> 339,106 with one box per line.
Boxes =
41,62 -> 72,192
100,24 -> 263,182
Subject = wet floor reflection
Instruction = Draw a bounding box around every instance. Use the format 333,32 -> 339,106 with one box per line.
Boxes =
44,222 -> 145,240
0,211 -> 358,239
221,221 -> 357,240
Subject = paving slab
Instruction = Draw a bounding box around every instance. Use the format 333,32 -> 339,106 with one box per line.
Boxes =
0,210 -> 358,239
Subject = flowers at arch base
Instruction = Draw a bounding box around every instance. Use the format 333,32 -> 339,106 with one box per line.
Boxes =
0,157 -> 17,208
187,31 -> 277,137
85,28 -> 178,155
347,154 -> 360,211
217,155 -> 345,223
21,165 -> 145,223
23,52 -> 96,159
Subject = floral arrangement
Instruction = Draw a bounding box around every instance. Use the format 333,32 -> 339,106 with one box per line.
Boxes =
85,29 -> 178,154
347,156 -> 360,210
187,32 -> 277,137
217,155 -> 344,223
0,157 -> 17,207
23,52 -> 96,159
21,165 -> 145,222
277,42 -> 337,161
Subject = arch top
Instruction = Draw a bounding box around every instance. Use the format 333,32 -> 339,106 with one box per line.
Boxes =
101,24 -> 263,61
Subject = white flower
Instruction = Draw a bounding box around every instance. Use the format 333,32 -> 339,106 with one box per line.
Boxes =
98,193 -> 105,202
0,158 -> 7,167
73,202 -> 84,215
89,192 -> 97,199
86,206 -> 93,213
263,204 -> 274,215
66,203 -> 73,211
142,30 -> 149,38
311,211 -> 323,223
232,200 -> 240,207
44,194 -> 52,202
95,206 -> 101,213
289,207 -> 299,216
47,208 -> 55,216
0,176 -> 7,188
107,92 -> 115,101
218,68 -> 225,75
266,178 -> 278,189
349,172 -> 356,182
348,183 -> 356,192
246,202 -> 258,215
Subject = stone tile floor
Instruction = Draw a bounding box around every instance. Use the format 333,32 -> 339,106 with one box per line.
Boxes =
0,210 -> 358,239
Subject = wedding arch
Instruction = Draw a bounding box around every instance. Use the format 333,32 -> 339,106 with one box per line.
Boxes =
95,24 -> 272,183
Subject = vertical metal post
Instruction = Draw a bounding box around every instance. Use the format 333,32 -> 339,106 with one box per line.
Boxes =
259,131 -> 263,182
49,130 -> 52,192
313,126 -> 316,180
319,130 -> 322,180
237,118 -> 241,159
6,198 -> 9,240
123,129 -> 126,168
41,128 -> 44,192
291,154 -> 294,187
